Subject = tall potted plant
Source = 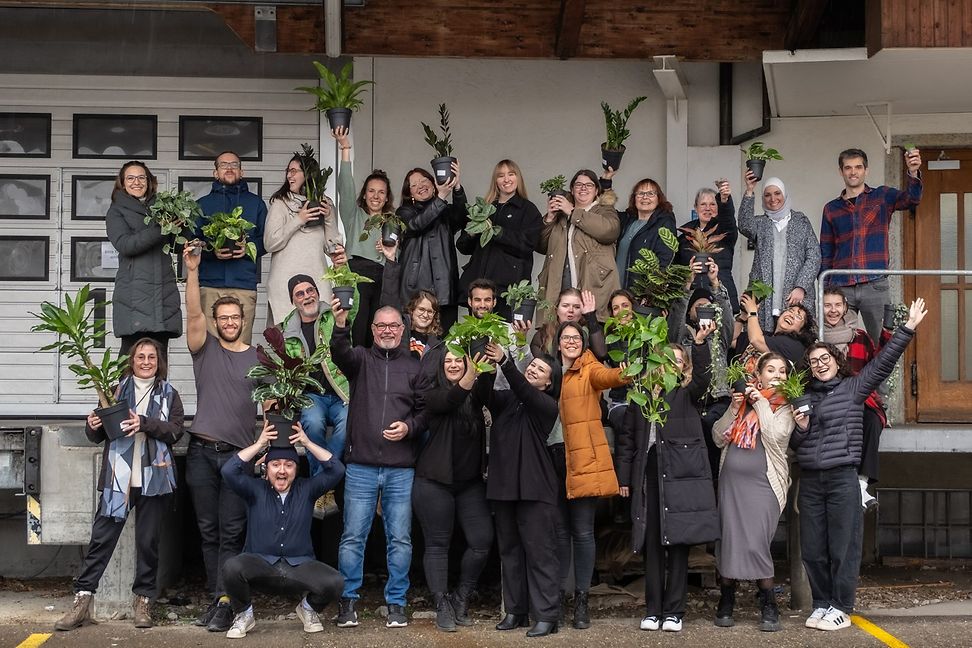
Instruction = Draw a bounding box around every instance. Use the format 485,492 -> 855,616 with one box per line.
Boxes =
464,197 -> 502,247
421,103 -> 457,184
627,229 -> 692,315
247,326 -> 328,441
295,144 -> 334,226
742,141 -> 783,181
145,189 -> 203,255
296,61 -> 374,131
201,206 -> 258,262
678,223 -> 728,268
31,285 -> 130,439
777,368 -> 811,415
600,96 -> 647,171
360,211 -> 406,247
445,313 -> 512,373
322,264 -> 374,311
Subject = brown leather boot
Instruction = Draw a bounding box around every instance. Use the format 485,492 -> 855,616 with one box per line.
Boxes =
133,595 -> 153,628
54,592 -> 97,631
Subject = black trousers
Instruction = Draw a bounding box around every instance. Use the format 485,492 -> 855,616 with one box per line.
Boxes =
642,448 -> 689,618
492,499 -> 559,622
549,442 -> 598,591
223,553 -> 344,613
411,476 -> 493,593
185,441 -> 248,597
349,256 -> 383,348
119,332 -> 171,360
859,406 -> 883,482
74,489 -> 171,598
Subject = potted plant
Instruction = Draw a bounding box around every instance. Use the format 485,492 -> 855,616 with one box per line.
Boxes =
294,144 -> 334,221
600,96 -> 647,171
247,326 -> 328,441
742,141 -> 783,181
296,61 -> 374,131
421,103 -> 457,184
540,175 -> 570,218
628,229 -> 692,314
445,313 -> 512,373
322,264 -> 374,311
777,368 -> 811,415
501,280 -> 542,323
360,211 -> 406,247
743,279 -> 774,303
145,189 -> 203,255
605,311 -> 682,425
725,359 -> 750,394
201,206 -> 258,262
678,223 -> 728,268
883,302 -> 907,330
31,285 -> 130,439
464,197 -> 502,247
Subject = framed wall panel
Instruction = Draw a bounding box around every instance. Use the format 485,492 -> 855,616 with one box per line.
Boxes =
178,176 -> 262,201
0,174 -> 51,220
0,113 -> 52,158
179,116 -> 262,161
70,237 -> 117,283
0,236 -> 49,281
71,175 -> 116,221
73,114 -> 158,159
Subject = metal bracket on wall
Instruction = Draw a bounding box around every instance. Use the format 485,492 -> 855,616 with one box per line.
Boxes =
858,102 -> 892,154
23,426 -> 41,496
254,6 -> 277,53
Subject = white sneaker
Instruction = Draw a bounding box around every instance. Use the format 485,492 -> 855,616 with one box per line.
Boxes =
661,616 -> 682,632
295,601 -> 324,633
640,615 -> 660,631
860,478 -> 878,511
226,608 -> 255,639
805,607 -> 827,628
817,606 -> 851,631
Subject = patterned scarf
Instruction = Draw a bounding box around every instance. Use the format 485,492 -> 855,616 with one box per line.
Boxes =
726,387 -> 788,449
100,376 -> 177,520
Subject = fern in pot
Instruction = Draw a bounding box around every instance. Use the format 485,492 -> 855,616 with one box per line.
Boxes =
322,264 -> 374,311
600,96 -> 647,171
296,61 -> 374,131
421,103 -> 457,183
201,206 -> 257,262
145,189 -> 203,255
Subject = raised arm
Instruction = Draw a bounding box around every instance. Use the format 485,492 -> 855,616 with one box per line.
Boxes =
183,244 -> 208,353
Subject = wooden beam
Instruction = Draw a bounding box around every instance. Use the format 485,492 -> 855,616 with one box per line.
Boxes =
784,0 -> 829,50
555,0 -> 585,60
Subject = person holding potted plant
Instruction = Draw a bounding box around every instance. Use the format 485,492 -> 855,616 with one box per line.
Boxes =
106,161 -> 182,357
376,238 -> 445,359
613,178 -> 678,291
734,292 -> 816,371
397,164 -> 466,332
456,159 -> 542,321
616,325 -> 719,633
264,147 -> 341,325
710,352 -> 795,632
529,288 -> 608,362
537,169 -> 620,322
738,172 -> 821,333
55,337 -> 184,632
676,182 -> 739,312
412,349 -> 495,632
793,298 -> 926,632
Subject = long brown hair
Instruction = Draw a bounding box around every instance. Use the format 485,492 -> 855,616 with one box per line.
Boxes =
485,159 -> 529,204
627,178 -> 673,214
406,289 -> 443,336
111,161 -> 158,202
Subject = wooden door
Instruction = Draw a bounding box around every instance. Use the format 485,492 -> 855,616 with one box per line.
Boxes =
911,149 -> 972,421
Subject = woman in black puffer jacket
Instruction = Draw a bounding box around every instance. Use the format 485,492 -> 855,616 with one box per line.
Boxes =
792,298 -> 926,633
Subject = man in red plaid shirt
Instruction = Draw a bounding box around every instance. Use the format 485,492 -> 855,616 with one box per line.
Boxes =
820,147 -> 922,342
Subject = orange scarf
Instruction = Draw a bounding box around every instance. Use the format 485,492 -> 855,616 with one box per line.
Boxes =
727,387 -> 788,449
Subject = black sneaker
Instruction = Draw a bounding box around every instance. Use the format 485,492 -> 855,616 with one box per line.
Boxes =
336,598 -> 358,628
206,602 -> 234,632
385,603 -> 408,628
193,600 -> 218,627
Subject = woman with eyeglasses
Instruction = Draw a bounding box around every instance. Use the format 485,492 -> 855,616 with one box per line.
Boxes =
537,170 -> 620,322
397,163 -> 466,332
264,148 -> 341,325
529,288 -> 607,362
677,182 -> 739,312
549,321 -> 627,629
106,161 -> 181,357
376,240 -> 443,359
793,299 -> 925,633
614,178 -> 678,289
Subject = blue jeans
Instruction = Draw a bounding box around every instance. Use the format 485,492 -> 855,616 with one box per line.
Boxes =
339,463 -> 414,605
300,392 -> 348,475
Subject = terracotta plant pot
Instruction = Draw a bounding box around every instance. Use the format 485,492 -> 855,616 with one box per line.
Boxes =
95,401 -> 131,441
430,155 -> 457,184
266,412 -> 300,446
601,144 -> 625,171
333,286 -> 355,311
513,298 -> 537,324
325,108 -> 352,131
746,159 -> 767,181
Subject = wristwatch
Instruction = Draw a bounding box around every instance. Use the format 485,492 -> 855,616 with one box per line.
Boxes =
748,311 -> 758,318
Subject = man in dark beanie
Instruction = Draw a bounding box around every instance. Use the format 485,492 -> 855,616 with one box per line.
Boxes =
219,419 -> 345,639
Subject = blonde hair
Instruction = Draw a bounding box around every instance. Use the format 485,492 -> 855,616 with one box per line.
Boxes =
671,343 -> 693,387
484,159 -> 528,204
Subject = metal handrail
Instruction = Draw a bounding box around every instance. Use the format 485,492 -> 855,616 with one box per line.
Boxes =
816,268 -> 972,327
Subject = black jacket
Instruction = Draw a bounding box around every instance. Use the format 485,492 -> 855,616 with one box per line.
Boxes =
416,373 -> 494,485
457,194 -> 542,307
486,358 -> 560,504
330,323 -> 427,468
397,187 -> 467,307
791,326 -> 913,471
616,343 -> 719,550
379,257 -> 444,359
677,195 -> 739,311
616,208 -> 677,289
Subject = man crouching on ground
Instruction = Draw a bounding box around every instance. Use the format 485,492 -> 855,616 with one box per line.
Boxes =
219,419 -> 345,638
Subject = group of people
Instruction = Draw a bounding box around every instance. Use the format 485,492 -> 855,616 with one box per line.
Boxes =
55,131 -> 928,638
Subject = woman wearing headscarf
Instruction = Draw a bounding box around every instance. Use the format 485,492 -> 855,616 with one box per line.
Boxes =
738,172 -> 821,333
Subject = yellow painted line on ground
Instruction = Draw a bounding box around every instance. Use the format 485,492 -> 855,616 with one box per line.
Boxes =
16,633 -> 52,648
852,615 -> 910,648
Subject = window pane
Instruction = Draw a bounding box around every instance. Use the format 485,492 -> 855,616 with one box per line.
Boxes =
941,290 -> 958,380
941,193 -> 957,283
0,236 -> 49,280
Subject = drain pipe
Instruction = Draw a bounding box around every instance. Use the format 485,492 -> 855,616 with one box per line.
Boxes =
719,62 -> 772,146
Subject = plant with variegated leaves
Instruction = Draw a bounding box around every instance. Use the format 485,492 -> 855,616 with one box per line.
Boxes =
445,313 -> 512,374
628,228 -> 692,311
678,223 -> 728,254
201,206 -> 257,262
247,326 -> 328,420
464,197 -> 502,247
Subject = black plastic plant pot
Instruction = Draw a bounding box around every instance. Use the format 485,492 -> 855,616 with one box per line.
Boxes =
633,304 -> 663,318
601,144 -> 625,171
469,337 -> 489,360
746,159 -> 767,181
883,303 -> 897,329
430,155 -> 457,184
302,200 -> 324,227
95,401 -> 131,441
325,108 -> 352,132
266,412 -> 300,446
381,221 -> 403,246
547,189 -> 571,219
790,394 -> 813,416
696,305 -> 717,324
732,378 -> 749,394
513,299 -> 537,324
693,253 -> 711,268
333,286 -> 355,311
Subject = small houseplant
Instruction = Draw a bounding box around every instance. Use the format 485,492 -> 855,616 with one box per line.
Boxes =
31,285 -> 130,439
777,368 -> 811,414
294,144 -> 333,226
501,279 -> 542,324
678,223 -> 727,268
421,103 -> 457,183
883,302 -> 907,330
360,211 -> 406,247
540,175 -> 570,218
322,264 -> 374,311
247,326 -> 328,441
628,228 -> 692,314
742,141 -> 783,181
445,313 -> 512,373
145,189 -> 203,255
296,61 -> 374,131
605,311 -> 681,425
600,96 -> 647,171
743,279 -> 774,303
464,197 -> 502,247
201,206 -> 257,262
725,359 -> 750,394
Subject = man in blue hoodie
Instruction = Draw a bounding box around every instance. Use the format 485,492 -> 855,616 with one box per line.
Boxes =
197,150 -> 267,344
